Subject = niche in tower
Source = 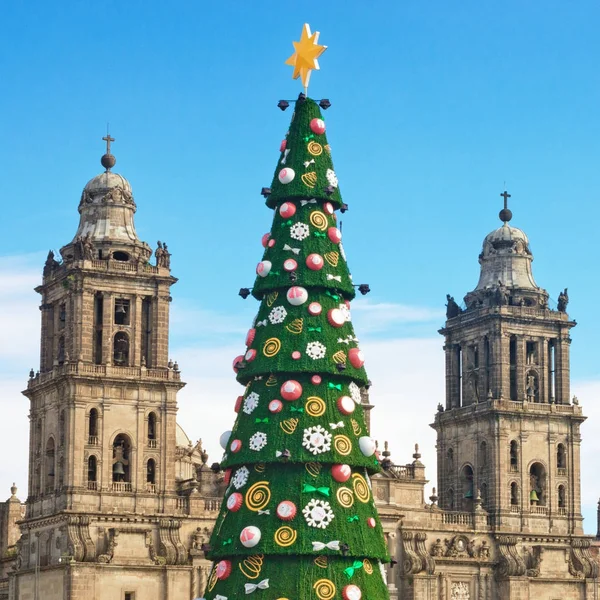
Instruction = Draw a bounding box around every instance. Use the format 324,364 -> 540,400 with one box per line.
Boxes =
529,462 -> 546,506
461,465 -> 474,510
113,332 -> 130,366
112,434 -> 131,483
526,370 -> 540,403
45,438 -> 55,493
114,298 -> 130,326
87,455 -> 98,488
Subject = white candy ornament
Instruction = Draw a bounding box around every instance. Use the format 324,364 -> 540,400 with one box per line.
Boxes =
278,168 -> 295,184
337,396 -> 355,415
359,436 -> 377,457
327,308 -> 346,328
287,286 -> 308,306
219,430 -> 232,450
342,584 -> 362,600
256,260 -> 272,277
240,526 -> 262,548
283,258 -> 298,272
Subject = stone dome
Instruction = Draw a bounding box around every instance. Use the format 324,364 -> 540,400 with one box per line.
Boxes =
84,171 -> 132,195
483,222 -> 529,248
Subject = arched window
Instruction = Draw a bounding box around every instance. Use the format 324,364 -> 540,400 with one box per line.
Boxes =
480,482 -> 488,507
147,459 -> 156,485
461,465 -> 474,508
148,412 -> 157,447
526,370 -> 540,403
446,448 -> 454,474
88,408 -> 98,444
112,434 -> 132,485
87,455 -> 97,489
113,332 -> 130,366
480,441 -> 487,469
529,462 -> 547,506
510,440 -> 519,471
557,444 -> 567,470
558,484 -> 566,509
45,438 -> 55,493
510,482 -> 519,506
57,335 -> 65,365
448,488 -> 455,511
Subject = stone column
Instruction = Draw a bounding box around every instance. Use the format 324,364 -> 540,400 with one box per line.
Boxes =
515,337 -> 526,401
556,333 -> 571,405
133,295 -> 143,367
101,292 -> 113,365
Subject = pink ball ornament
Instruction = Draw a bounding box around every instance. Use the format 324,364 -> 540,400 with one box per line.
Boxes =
342,584 -> 362,600
331,464 -> 352,483
292,350 -> 301,360
327,308 -> 346,328
261,233 -> 271,248
278,168 -> 295,184
308,302 -> 322,316
287,286 -> 308,306
245,328 -> 256,347
367,517 -> 377,528
230,439 -> 242,453
279,202 -> 297,219
234,395 -> 244,413
280,380 -> 303,401
276,500 -> 297,521
216,560 -> 232,580
337,396 -> 355,415
245,349 -> 257,362
323,202 -> 334,215
240,526 -> 262,548
227,492 -> 243,512
327,227 -> 342,244
268,238 -> 276,248
311,374 -> 322,385
256,260 -> 272,278
283,258 -> 298,272
306,253 -> 324,270
280,139 -> 287,152
348,347 -> 365,368
232,355 -> 244,373
310,118 -> 326,135
268,399 -> 283,413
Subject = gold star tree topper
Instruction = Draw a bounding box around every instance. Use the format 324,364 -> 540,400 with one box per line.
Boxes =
285,23 -> 327,92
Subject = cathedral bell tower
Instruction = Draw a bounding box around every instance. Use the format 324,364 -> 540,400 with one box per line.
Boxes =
432,193 -> 585,535
18,139 -> 187,592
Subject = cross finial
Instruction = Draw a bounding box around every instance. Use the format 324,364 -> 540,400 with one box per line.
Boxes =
102,133 -> 115,155
499,190 -> 513,223
100,129 -> 116,171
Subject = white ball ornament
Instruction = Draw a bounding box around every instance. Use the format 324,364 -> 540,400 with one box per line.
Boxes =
359,436 -> 377,457
342,584 -> 362,600
219,430 -> 232,450
287,286 -> 308,306
256,260 -> 272,278
278,168 -> 295,184
240,526 -> 262,548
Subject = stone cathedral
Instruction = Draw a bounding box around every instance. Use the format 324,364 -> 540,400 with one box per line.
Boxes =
0,145 -> 598,599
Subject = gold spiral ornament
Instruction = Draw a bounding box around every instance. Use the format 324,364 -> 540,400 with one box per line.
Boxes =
266,291 -> 278,307
351,418 -> 362,436
336,486 -> 354,508
285,318 -> 303,334
352,473 -> 371,503
207,566 -> 218,592
301,172 -> 317,188
266,374 -> 278,387
254,463 -> 266,473
324,144 -> 331,154
239,554 -> 264,580
334,434 -> 352,456
310,211 -> 328,231
324,251 -> 339,267
307,141 -> 323,156
306,462 -> 322,478
332,350 -> 347,365
274,526 -> 297,547
263,337 -> 282,358
280,418 -> 299,434
313,578 -> 336,600
363,558 -> 373,575
245,481 -> 271,511
314,555 -> 328,569
305,396 -> 326,417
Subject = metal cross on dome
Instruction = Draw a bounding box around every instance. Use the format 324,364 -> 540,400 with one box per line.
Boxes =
102,133 -> 115,155
500,190 -> 511,210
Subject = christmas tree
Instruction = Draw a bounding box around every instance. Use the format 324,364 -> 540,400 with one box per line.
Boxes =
204,24 -> 391,600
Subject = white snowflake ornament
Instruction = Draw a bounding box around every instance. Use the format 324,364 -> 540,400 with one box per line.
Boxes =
290,222 -> 310,241
269,306 -> 288,325
348,381 -> 362,404
338,303 -> 351,322
243,392 -> 260,414
232,466 -> 250,489
326,169 -> 338,188
249,431 -> 268,451
302,425 -> 332,455
306,341 -> 326,360
303,499 -> 335,529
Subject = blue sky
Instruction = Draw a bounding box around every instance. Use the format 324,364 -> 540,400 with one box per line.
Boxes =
2,1 -> 600,530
